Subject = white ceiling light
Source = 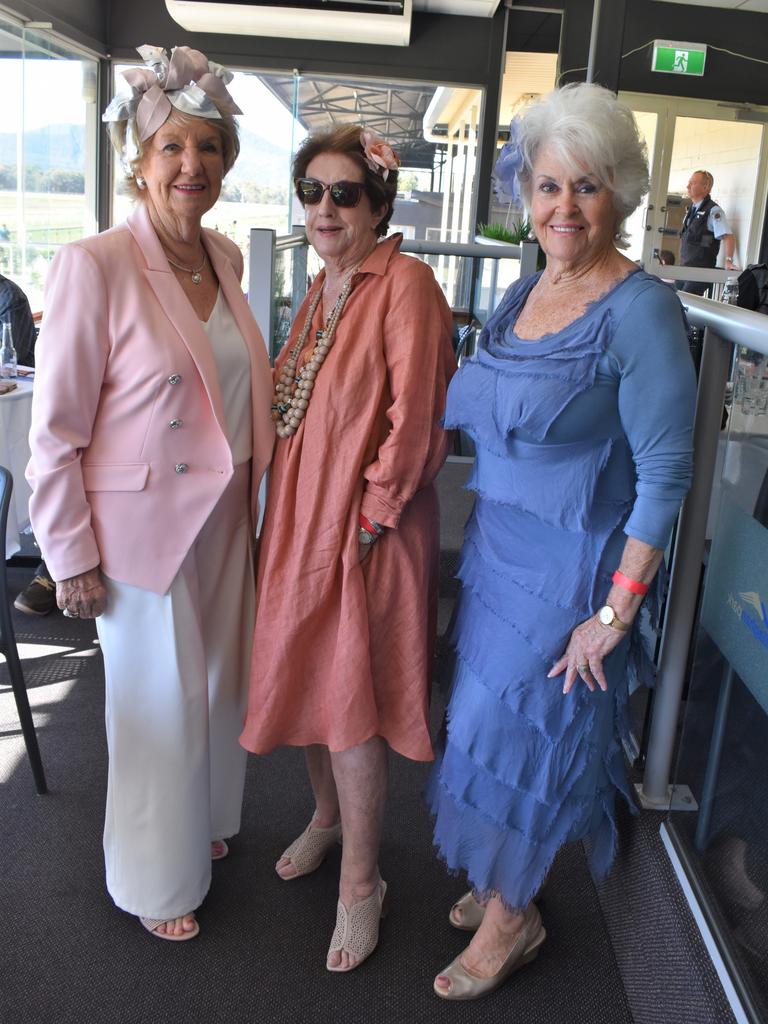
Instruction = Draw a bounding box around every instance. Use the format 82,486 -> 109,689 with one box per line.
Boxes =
166,0 -> 414,47
166,0 -> 503,47
653,0 -> 768,10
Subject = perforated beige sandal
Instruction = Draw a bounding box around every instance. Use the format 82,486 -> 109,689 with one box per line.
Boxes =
276,820 -> 342,879
326,879 -> 388,972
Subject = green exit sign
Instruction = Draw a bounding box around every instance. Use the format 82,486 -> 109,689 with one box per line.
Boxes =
652,40 -> 707,76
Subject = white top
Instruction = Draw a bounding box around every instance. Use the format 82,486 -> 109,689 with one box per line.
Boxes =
200,290 -> 253,466
691,200 -> 732,239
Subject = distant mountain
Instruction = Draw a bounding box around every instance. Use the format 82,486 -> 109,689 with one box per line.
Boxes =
0,123 -> 293,188
0,124 -> 85,170
231,127 -> 294,190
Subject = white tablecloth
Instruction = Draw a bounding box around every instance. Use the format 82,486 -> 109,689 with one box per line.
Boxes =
0,376 -> 34,559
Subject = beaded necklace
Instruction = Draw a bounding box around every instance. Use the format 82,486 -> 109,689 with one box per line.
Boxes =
271,264 -> 359,438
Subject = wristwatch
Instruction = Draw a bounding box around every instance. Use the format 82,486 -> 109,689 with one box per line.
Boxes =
597,604 -> 630,631
358,527 -> 378,546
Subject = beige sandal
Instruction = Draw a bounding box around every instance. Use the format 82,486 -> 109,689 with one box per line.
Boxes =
276,820 -> 341,879
326,879 -> 388,972
434,903 -> 545,1000
211,839 -> 229,861
140,914 -> 199,942
449,890 -> 486,931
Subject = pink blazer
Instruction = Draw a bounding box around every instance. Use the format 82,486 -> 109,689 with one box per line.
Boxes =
27,203 -> 275,594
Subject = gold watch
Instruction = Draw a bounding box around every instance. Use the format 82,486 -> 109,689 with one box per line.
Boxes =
597,604 -> 630,631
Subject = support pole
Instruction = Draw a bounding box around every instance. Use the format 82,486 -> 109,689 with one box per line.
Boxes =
640,328 -> 732,806
586,0 -> 603,84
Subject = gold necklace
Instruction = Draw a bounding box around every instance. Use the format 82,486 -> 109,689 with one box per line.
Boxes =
272,265 -> 359,438
165,249 -> 207,284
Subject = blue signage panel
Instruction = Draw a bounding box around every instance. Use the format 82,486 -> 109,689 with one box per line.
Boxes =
701,494 -> 768,712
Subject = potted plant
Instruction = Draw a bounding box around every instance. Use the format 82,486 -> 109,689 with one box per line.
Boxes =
475,217 -> 532,245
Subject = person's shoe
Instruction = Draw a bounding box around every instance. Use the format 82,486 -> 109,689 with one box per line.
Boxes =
211,839 -> 229,861
449,890 -> 487,931
14,573 -> 57,616
276,820 -> 342,879
433,902 -> 546,1000
327,879 -> 388,972
140,914 -> 199,942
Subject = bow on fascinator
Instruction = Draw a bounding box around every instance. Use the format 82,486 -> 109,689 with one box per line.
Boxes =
102,44 -> 242,154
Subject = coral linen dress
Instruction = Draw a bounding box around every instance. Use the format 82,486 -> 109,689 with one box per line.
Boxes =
240,234 -> 456,761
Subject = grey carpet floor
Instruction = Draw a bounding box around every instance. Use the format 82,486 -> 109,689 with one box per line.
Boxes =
1,566 -> 633,1024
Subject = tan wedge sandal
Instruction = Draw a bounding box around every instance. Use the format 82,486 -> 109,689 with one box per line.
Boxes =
449,890 -> 487,931
434,902 -> 545,1000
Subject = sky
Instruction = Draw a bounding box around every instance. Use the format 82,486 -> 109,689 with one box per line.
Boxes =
0,54 -> 307,148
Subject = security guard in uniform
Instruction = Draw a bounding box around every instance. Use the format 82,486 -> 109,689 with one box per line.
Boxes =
678,169 -> 736,295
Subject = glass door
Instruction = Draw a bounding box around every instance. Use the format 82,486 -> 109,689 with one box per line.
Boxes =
621,94 -> 768,278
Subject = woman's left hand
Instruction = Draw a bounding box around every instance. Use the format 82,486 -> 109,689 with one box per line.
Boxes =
547,615 -> 629,695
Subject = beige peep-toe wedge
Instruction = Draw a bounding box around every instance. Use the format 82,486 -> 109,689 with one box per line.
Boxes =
434,902 -> 545,1000
449,890 -> 487,931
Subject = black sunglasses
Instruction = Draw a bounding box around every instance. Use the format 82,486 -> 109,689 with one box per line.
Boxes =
294,178 -> 366,208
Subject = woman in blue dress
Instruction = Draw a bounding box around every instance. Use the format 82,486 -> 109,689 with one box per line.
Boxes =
427,83 -> 698,1000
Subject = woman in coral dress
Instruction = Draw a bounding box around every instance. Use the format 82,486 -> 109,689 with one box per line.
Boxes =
240,125 -> 455,972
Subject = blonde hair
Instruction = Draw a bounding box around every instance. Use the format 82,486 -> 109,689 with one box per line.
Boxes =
108,108 -> 239,202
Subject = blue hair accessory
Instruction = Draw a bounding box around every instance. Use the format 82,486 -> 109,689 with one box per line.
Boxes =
493,118 -> 524,206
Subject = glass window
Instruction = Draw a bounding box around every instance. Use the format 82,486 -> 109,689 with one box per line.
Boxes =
0,16 -> 98,312
111,64 -> 484,309
669,345 -> 768,1017
111,65 -> 306,295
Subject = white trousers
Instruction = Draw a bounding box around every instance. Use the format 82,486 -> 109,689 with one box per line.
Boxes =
95,462 -> 254,919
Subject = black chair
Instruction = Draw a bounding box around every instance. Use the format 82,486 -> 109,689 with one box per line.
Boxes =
0,466 -> 47,793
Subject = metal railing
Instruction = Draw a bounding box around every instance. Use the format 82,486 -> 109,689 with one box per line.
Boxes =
247,228 -> 539,360
640,294 -> 768,807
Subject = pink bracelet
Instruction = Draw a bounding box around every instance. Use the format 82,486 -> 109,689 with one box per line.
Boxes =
359,513 -> 383,536
612,570 -> 649,596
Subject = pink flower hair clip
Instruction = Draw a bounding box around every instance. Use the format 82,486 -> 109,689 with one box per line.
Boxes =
360,129 -> 400,181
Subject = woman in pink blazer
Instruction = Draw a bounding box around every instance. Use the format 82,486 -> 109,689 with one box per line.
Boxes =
26,45 -> 273,941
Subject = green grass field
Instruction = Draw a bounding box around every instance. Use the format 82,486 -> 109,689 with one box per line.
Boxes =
0,190 -> 291,308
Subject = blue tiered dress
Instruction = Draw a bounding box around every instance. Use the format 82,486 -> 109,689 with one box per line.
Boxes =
427,269 -> 697,910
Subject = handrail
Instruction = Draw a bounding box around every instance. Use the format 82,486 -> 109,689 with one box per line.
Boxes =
681,292 -> 768,357
651,264 -> 732,286
402,238 -> 522,259
641,298 -> 768,807
275,232 -> 308,253
272,230 -> 527,261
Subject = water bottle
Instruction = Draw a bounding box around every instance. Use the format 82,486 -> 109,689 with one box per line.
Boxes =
722,276 -> 739,305
0,321 -> 17,378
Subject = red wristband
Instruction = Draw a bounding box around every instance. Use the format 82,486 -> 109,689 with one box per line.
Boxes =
359,513 -> 382,536
612,570 -> 649,596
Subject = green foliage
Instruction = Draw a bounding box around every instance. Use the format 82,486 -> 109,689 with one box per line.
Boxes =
477,218 -> 532,244
0,163 -> 85,194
